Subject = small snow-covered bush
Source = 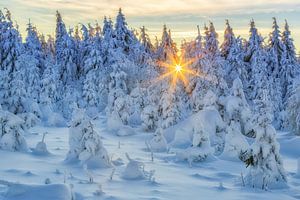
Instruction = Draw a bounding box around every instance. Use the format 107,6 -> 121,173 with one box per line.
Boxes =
33,132 -> 49,155
221,120 -> 249,161
148,128 -> 168,152
18,112 -> 40,129
177,124 -> 213,164
223,78 -> 255,138
66,109 -> 111,168
122,153 -> 145,180
0,110 -> 28,151
141,104 -> 159,131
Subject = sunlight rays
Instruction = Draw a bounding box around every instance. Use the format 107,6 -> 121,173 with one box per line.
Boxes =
154,53 -> 205,93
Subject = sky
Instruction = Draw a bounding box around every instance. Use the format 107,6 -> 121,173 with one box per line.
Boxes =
1,0 -> 300,51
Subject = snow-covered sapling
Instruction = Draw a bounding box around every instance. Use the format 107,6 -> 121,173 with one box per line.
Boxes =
45,178 -> 51,184
244,90 -> 287,189
66,109 -> 111,168
148,128 -> 168,152
123,153 -> 145,180
0,111 -> 28,152
33,132 -> 49,155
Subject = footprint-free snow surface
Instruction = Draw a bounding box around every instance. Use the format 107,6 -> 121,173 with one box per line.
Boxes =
1,115 -> 300,200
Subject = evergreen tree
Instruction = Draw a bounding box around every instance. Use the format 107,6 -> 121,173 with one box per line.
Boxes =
220,20 -> 235,59
246,20 -> 270,102
114,8 -> 136,54
226,36 -> 248,87
66,109 -> 111,168
245,90 -> 286,189
156,24 -> 177,63
55,11 -> 77,85
139,26 -> 153,55
204,22 -> 219,58
268,18 -> 284,128
286,81 -> 300,135
25,20 -> 45,73
160,87 -> 181,129
8,57 -> 27,114
107,62 -> 130,125
40,60 -> 59,107
281,20 -> 299,103
0,110 -> 28,151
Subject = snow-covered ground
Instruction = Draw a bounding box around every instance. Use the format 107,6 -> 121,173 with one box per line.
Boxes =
0,115 -> 300,200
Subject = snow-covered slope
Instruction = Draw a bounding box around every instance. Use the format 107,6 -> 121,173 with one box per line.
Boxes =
0,115 -> 299,200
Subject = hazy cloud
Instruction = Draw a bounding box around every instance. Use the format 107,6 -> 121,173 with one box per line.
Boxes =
1,0 -> 300,49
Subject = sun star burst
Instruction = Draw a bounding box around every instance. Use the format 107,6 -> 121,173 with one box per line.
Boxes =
155,53 -> 204,93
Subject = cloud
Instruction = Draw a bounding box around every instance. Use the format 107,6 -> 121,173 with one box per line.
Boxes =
1,0 -> 300,49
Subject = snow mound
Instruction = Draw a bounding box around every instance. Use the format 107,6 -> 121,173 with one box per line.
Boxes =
171,108 -> 225,154
107,114 -> 123,132
117,126 -> 136,136
1,182 -> 72,200
33,141 -> 49,155
147,128 -> 168,152
122,154 -> 145,180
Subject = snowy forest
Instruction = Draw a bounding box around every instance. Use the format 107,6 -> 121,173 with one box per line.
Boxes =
0,7 -> 300,200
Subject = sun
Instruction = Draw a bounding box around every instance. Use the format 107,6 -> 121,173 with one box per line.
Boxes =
175,65 -> 182,73
154,52 -> 205,93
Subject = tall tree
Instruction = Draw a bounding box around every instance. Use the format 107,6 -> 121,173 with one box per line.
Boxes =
220,20 -> 235,59
281,20 -> 299,103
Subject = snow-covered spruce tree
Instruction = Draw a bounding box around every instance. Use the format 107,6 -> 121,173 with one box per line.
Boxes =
224,78 -> 255,137
82,69 -> 100,114
82,35 -> 104,110
220,20 -> 248,87
203,22 -> 228,100
155,24 -> 177,64
25,20 -> 45,74
8,57 -> 27,114
0,109 -> 27,152
141,85 -> 160,131
221,78 -> 251,160
40,60 -> 59,107
66,109 -> 111,168
139,26 -> 154,55
201,90 -> 226,155
0,9 -> 21,72
101,17 -> 117,97
159,86 -> 182,129
106,62 -> 130,125
247,21 -> 270,103
55,11 -> 78,86
114,8 -> 136,55
204,22 -> 220,59
244,90 -> 287,189
281,20 -> 299,105
220,19 -> 235,59
78,24 -> 92,77
244,20 -> 264,94
113,14 -> 153,89
39,60 -> 65,127
0,10 -> 22,107
267,17 -> 285,129
286,82 -> 300,135
226,36 -> 248,87
127,83 -> 145,126
54,12 -> 79,119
